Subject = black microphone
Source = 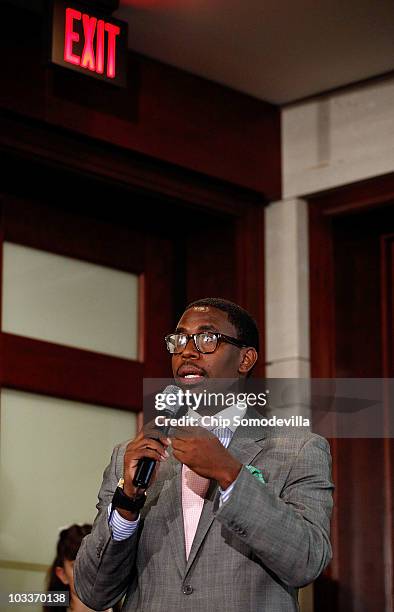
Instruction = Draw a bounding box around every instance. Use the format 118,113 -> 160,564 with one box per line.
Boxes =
132,385 -> 184,489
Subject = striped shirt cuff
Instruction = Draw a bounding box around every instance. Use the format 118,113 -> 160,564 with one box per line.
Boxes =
218,481 -> 235,506
108,503 -> 140,541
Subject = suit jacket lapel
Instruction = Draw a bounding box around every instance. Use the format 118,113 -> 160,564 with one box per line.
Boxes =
145,455 -> 187,578
185,414 -> 268,574
163,459 -> 187,577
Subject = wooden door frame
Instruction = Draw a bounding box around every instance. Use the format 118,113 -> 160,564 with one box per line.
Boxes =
309,171 -> 394,379
308,171 -> 394,610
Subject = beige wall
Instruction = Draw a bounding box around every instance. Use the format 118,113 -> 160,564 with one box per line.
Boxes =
0,391 -> 136,610
282,76 -> 394,199
0,246 -> 139,606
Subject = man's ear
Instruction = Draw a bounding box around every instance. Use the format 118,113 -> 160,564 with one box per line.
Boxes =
238,347 -> 258,375
55,566 -> 68,585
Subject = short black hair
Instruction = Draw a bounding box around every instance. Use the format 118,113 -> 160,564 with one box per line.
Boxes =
185,297 -> 259,353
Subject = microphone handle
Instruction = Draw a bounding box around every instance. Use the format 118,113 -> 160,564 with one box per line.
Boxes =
132,418 -> 172,489
132,454 -> 157,489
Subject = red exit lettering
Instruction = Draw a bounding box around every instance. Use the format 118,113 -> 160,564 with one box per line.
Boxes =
64,7 -> 120,79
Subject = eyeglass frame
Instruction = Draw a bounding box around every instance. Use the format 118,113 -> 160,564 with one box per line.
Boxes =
164,331 -> 248,354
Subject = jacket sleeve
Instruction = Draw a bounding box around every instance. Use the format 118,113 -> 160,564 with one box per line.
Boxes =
74,442 -> 139,611
214,434 -> 334,588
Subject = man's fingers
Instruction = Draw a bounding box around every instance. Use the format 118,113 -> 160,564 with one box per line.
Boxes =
125,439 -> 169,464
171,437 -> 188,452
171,434 -> 209,449
173,425 -> 195,436
172,448 -> 182,462
171,425 -> 211,439
135,437 -> 168,456
126,446 -> 167,462
134,448 -> 166,461
125,447 -> 167,464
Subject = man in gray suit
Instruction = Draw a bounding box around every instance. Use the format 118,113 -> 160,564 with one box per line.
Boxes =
75,298 -> 333,611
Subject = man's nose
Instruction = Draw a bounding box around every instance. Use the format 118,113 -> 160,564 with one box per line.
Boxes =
181,336 -> 199,358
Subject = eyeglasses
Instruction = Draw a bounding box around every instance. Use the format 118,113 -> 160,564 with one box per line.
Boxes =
164,331 -> 247,354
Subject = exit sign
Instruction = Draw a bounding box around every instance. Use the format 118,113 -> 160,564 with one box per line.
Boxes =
50,0 -> 128,87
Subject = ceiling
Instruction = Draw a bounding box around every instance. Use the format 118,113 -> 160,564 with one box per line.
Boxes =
115,0 -> 394,105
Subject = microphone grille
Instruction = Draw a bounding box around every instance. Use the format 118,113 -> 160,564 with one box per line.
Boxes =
162,385 -> 183,416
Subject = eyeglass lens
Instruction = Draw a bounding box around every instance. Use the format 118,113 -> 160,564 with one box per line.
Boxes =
167,333 -> 218,353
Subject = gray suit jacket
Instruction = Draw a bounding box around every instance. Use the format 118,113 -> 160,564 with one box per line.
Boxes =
75,415 -> 333,612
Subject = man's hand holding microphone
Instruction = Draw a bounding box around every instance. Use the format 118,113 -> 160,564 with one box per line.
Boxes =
117,432 -> 170,521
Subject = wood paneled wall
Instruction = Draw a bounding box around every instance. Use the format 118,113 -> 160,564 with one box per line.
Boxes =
1,3 -> 280,198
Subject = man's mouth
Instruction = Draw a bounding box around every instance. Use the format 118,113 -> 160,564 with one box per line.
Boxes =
177,366 -> 206,384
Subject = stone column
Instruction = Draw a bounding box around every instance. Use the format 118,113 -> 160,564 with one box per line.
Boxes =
265,197 -> 310,378
265,197 -> 313,612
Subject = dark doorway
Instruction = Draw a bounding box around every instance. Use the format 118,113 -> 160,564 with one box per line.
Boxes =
309,177 -> 394,612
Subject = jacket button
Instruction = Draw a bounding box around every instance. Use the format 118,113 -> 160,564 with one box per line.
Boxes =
182,584 -> 193,595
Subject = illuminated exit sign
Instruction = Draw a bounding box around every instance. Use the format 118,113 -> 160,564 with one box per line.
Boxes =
50,1 -> 128,87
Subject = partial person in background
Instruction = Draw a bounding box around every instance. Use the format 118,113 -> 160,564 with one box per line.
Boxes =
45,524 -> 119,612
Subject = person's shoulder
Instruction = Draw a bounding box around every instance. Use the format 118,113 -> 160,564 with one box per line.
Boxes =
113,438 -> 133,451
111,438 -> 135,462
105,438 -> 134,480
